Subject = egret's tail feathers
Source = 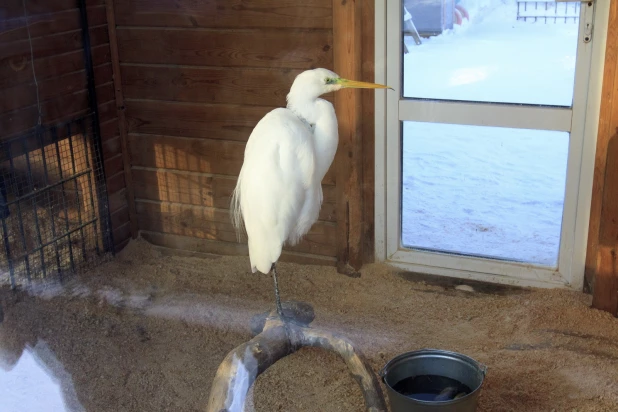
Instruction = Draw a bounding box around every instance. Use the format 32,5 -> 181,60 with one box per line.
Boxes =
248,237 -> 281,275
230,179 -> 245,242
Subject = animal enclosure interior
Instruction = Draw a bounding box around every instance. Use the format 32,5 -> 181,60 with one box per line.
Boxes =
1,0 -> 618,411
0,116 -> 112,287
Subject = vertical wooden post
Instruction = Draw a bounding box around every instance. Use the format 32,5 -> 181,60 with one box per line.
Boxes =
105,0 -> 138,239
588,0 -> 618,315
592,133 -> 618,316
361,1 -> 376,264
593,246 -> 618,316
333,0 -> 364,275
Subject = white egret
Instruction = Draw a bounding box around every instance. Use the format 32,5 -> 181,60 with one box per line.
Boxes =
231,68 -> 391,317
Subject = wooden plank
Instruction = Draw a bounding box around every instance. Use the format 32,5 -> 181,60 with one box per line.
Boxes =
0,25 -> 109,63
333,0 -> 364,274
0,5 -> 107,43
125,100 -> 273,142
106,169 -> 126,194
121,65 -> 300,107
98,100 -> 117,125
108,187 -> 127,214
116,28 -> 332,69
142,229 -> 247,256
100,117 -> 119,142
0,44 -> 111,89
592,246 -> 618,316
104,153 -> 124,178
114,236 -> 131,252
128,133 -> 336,185
114,0 -> 332,29
130,168 -> 336,222
0,107 -> 38,139
102,135 -> 121,159
135,200 -> 337,257
599,134 -> 618,247
106,0 -> 138,239
43,82 -> 115,125
37,68 -> 91,100
0,81 -> 115,139
132,168 -> 236,209
112,220 -> 131,247
110,205 -> 130,232
2,0 -> 104,20
361,0 -> 376,264
586,0 -> 618,292
0,64 -> 113,114
140,230 -> 337,267
0,83 -> 36,115
128,133 -> 245,175
593,133 -> 618,316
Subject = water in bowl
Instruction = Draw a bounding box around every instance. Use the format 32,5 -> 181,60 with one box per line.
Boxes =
392,374 -> 472,402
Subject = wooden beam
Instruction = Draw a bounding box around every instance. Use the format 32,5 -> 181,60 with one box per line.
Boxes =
134,200 -> 337,257
593,246 -> 618,316
113,0 -> 333,29
361,0 -> 376,264
139,231 -> 337,268
592,133 -> 618,316
333,0 -> 364,276
130,168 -> 337,222
105,0 -> 138,239
115,28 -> 332,69
588,0 -> 618,315
586,1 -> 618,290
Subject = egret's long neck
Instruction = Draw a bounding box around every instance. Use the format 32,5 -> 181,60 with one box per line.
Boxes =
287,95 -> 318,124
287,97 -> 338,183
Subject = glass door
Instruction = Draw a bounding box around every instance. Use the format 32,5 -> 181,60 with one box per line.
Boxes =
378,0 -> 607,288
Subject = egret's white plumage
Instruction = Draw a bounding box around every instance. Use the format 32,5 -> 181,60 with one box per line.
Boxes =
230,68 -> 390,315
231,69 -> 342,273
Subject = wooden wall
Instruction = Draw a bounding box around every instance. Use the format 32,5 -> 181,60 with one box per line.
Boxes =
112,0 -> 376,269
0,0 -> 132,251
587,0 -> 618,316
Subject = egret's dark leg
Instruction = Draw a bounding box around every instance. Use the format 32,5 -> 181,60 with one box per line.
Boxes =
271,263 -> 284,318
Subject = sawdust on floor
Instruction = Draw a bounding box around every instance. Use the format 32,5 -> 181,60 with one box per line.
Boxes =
1,237 -> 617,412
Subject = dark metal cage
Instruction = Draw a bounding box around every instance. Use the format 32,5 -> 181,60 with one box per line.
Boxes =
0,115 -> 114,288
0,0 -> 114,289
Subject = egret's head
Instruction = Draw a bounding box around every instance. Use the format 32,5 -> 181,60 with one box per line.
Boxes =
287,68 -> 392,103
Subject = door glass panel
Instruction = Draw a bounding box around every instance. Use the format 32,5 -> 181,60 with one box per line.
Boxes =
401,121 -> 569,267
402,0 -> 580,106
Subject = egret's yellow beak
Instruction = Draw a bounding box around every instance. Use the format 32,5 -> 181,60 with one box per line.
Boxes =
336,78 -> 393,90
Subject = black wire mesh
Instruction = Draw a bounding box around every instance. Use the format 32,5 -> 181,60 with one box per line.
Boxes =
0,114 -> 113,288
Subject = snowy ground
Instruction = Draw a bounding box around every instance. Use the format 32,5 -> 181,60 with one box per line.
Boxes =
0,341 -> 77,412
401,0 -> 579,266
403,0 -> 579,105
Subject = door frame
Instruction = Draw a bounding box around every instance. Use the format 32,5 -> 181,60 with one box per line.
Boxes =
374,0 -> 612,290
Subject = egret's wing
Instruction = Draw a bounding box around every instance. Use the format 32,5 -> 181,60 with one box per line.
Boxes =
231,108 -> 316,273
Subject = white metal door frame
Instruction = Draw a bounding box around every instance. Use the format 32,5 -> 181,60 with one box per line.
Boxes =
374,0 -> 611,289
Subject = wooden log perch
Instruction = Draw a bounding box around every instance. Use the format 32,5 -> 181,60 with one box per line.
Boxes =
206,301 -> 387,412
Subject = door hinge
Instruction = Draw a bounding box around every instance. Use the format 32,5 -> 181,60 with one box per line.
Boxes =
582,1 -> 594,43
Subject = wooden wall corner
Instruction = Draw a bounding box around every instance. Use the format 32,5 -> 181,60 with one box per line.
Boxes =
588,0 -> 618,316
333,0 -> 364,275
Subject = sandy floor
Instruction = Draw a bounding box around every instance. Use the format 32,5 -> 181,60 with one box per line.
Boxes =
1,237 -> 618,412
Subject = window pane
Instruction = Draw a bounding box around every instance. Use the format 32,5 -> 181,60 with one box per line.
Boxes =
401,121 -> 569,266
402,0 -> 579,106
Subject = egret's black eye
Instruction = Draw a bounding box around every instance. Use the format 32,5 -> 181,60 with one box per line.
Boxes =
325,78 -> 336,85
